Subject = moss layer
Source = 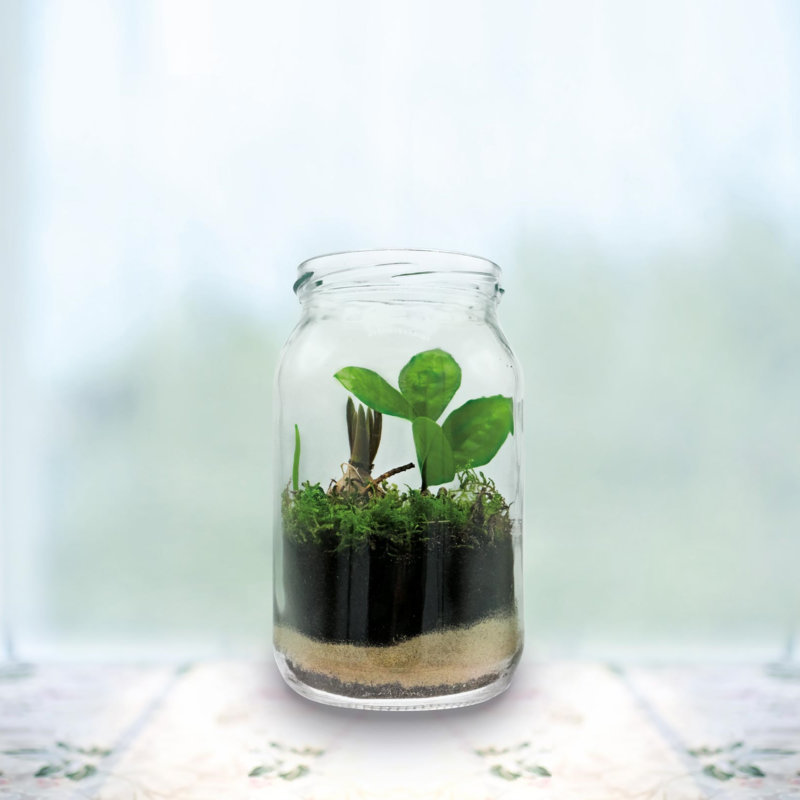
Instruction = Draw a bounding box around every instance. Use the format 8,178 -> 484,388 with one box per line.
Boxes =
282,469 -> 512,551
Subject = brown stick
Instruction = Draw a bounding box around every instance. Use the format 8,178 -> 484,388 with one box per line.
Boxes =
372,462 -> 415,485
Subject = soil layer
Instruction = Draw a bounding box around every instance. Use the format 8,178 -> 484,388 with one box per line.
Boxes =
278,525 -> 516,646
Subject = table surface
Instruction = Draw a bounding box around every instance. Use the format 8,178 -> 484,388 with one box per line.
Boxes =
1,659 -> 799,799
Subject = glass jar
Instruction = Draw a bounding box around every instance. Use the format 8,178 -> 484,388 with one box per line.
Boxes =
273,250 -> 523,710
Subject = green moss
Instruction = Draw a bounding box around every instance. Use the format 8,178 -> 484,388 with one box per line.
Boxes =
282,470 -> 511,552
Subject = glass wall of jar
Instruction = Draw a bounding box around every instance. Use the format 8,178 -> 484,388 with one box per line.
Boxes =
273,250 -> 523,710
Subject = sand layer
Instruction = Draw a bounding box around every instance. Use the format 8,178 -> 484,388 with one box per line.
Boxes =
274,615 -> 521,695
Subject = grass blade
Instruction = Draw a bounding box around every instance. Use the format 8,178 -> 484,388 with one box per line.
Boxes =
292,424 -> 301,492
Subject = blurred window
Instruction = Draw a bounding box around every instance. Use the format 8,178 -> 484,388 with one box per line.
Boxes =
1,0 -> 799,659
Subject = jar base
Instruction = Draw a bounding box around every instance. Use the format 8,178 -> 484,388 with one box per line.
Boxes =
273,647 -> 520,711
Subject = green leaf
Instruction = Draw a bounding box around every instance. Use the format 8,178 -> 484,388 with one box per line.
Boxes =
738,764 -> 765,777
290,746 -> 325,756
412,417 -> 455,488
292,424 -> 301,492
475,746 -> 509,757
526,765 -> 552,777
249,765 -> 274,777
689,746 -> 724,757
77,746 -> 112,757
35,764 -> 62,777
398,348 -> 461,421
490,765 -> 521,781
442,395 -> 513,470
53,741 -> 110,757
66,764 -> 97,781
350,405 -> 371,469
702,764 -> 734,781
334,367 -> 412,419
279,764 -> 309,780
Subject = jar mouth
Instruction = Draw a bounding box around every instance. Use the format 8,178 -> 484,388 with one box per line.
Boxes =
293,249 -> 502,299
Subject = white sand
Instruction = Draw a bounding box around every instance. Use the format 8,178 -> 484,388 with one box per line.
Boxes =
274,616 -> 521,689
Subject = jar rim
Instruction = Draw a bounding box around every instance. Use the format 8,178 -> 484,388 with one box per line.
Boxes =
293,249 -> 501,295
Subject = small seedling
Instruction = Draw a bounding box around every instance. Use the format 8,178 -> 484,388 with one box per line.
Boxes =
331,398 -> 383,493
335,348 -> 513,490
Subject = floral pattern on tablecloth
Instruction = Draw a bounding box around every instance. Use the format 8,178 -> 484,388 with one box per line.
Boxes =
0,663 -> 174,799
1,660 -> 799,799
625,664 -> 800,799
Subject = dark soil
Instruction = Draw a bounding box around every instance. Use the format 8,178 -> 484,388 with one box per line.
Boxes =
278,523 -> 516,646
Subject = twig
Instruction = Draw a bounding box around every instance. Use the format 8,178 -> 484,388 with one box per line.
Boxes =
372,463 -> 415,485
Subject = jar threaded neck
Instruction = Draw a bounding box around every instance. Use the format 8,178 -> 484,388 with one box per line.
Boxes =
294,249 -> 503,307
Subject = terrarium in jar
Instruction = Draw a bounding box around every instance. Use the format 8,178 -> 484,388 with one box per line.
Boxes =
273,250 -> 523,710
